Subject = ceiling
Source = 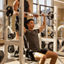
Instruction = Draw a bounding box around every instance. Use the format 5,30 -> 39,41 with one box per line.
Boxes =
54,0 -> 64,8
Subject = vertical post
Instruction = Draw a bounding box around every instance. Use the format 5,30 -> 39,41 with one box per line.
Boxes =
1,0 -> 7,64
54,6 -> 58,52
19,0 -> 24,64
44,0 -> 47,38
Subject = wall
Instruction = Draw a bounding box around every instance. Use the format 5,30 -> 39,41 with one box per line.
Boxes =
57,8 -> 64,38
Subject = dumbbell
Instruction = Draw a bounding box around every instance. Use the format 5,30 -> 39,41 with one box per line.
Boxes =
8,45 -> 15,53
48,42 -> 53,51
6,6 -> 13,17
8,32 -> 16,39
0,6 -> 13,17
14,47 -> 19,57
41,41 -> 46,49
48,40 -> 60,51
49,32 -> 54,38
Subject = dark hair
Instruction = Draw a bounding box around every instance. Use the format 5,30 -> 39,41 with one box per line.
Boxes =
24,19 -> 34,29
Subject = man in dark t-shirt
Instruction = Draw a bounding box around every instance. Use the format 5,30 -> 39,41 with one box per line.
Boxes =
25,29 -> 40,51
24,14 -> 58,64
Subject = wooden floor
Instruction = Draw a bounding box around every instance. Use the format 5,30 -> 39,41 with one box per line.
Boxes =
4,57 -> 64,64
0,45 -> 64,64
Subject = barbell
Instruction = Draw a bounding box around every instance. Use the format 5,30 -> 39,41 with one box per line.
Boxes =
24,11 -> 54,20
1,5 -> 54,20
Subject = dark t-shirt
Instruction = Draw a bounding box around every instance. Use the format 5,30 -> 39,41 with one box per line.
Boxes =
25,29 -> 40,52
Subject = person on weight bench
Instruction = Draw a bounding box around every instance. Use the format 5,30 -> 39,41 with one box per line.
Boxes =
24,14 -> 58,64
13,0 -> 32,39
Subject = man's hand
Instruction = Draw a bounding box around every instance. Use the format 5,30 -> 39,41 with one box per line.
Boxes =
42,13 -> 46,27
33,14 -> 39,17
41,13 -> 45,17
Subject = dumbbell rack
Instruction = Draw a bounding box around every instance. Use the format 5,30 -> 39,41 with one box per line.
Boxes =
1,0 -> 24,64
39,0 -> 57,52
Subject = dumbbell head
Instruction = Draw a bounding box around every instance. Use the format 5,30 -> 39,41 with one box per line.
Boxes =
8,45 -> 15,53
48,42 -> 53,51
47,11 -> 54,20
8,32 -> 16,39
6,6 -> 13,17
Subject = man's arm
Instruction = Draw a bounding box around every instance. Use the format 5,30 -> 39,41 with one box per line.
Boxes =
13,0 -> 19,11
39,14 -> 46,32
24,27 -> 27,33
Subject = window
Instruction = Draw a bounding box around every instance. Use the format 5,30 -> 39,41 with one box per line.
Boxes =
39,0 -> 44,5
0,0 -> 3,17
33,0 -> 37,3
0,0 -> 4,39
0,0 -> 3,10
33,5 -> 37,13
46,0 -> 51,6
40,6 -> 45,13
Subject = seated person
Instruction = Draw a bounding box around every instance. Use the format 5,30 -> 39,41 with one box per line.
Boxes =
24,14 -> 58,64
13,0 -> 31,39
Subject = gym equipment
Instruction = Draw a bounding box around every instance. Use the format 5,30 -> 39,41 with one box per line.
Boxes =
48,40 -> 60,51
8,32 -> 16,39
48,42 -> 53,51
47,11 -> 54,20
41,41 -> 46,49
47,26 -> 54,38
24,11 -> 54,20
0,50 -> 4,62
25,48 -> 35,61
57,39 -> 60,51
58,25 -> 64,31
14,50 -> 19,57
41,32 -> 45,37
14,47 -> 19,57
6,6 -> 13,17
62,40 -> 64,46
49,32 -> 54,38
8,45 -> 15,53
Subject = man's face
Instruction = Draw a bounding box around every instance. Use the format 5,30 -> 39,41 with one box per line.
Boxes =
27,20 -> 34,30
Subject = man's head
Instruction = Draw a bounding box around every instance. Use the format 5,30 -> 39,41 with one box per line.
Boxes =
25,19 -> 34,30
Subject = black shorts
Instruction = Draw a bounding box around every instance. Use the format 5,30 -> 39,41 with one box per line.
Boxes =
31,49 -> 48,61
15,16 -> 19,32
37,48 -> 48,54
15,23 -> 19,32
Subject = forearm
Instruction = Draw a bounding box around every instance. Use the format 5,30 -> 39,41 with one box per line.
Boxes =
39,15 -> 46,32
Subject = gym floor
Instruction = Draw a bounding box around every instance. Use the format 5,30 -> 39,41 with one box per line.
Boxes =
0,45 -> 64,64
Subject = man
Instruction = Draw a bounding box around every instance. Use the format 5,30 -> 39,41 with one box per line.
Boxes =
13,0 -> 32,39
24,14 -> 58,64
